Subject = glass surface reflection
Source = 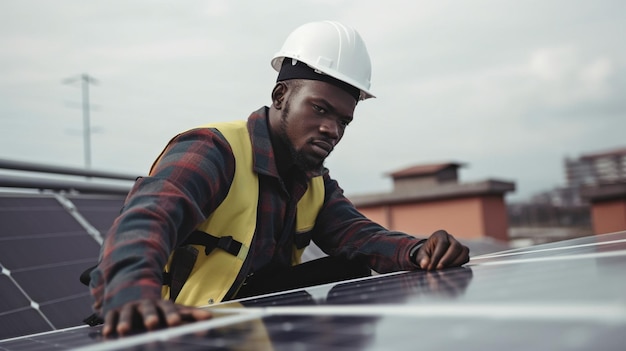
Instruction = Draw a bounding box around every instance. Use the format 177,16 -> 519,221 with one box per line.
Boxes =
189,267 -> 475,350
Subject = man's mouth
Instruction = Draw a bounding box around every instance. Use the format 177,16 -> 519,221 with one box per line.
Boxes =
311,140 -> 334,157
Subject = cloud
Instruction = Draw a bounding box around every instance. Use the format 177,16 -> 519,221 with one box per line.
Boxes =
0,0 -> 625,202
84,38 -> 223,62
527,47 -> 613,105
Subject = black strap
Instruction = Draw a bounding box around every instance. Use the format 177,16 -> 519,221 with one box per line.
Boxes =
79,230 -> 245,325
167,245 -> 198,301
79,264 -> 97,286
80,232 -> 242,288
162,271 -> 172,286
183,230 -> 243,257
161,231 -> 243,297
83,312 -> 104,327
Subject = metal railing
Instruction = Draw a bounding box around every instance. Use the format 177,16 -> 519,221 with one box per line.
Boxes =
0,158 -> 138,195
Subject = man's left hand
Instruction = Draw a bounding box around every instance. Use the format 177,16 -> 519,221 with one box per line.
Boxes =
415,230 -> 470,270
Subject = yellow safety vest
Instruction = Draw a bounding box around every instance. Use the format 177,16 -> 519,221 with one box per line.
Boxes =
157,120 -> 324,306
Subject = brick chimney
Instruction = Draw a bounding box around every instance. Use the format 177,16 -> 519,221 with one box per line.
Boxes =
389,162 -> 464,193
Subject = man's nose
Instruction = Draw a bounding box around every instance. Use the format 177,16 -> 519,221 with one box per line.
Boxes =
319,120 -> 339,139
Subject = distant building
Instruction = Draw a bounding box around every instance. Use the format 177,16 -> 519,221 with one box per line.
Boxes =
581,182 -> 626,235
573,146 -> 626,235
526,146 -> 626,208
565,147 -> 626,187
511,146 -> 626,237
350,162 -> 515,242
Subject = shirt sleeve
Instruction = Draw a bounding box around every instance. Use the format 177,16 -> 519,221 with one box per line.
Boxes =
89,128 -> 235,316
311,171 -> 423,273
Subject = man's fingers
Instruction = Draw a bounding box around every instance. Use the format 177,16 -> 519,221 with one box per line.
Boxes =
179,306 -> 213,322
138,300 -> 161,330
100,300 -> 213,338
117,304 -> 136,336
449,246 -> 470,267
157,300 -> 182,327
437,241 -> 466,269
426,234 -> 450,270
102,310 -> 119,337
417,230 -> 470,270
419,256 -> 430,270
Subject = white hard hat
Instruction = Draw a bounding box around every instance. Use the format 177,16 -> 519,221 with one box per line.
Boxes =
271,20 -> 375,100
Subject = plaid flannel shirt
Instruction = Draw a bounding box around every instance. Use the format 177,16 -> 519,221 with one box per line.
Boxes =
90,107 -> 421,316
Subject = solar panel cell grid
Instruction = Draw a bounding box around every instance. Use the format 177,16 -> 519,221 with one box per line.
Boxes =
39,295 -> 96,329
0,197 -> 84,238
0,193 -> 105,340
0,234 -> 100,270
0,275 -> 29,312
0,309 -> 51,343
12,263 -> 95,303
0,327 -> 99,351
68,196 -> 124,235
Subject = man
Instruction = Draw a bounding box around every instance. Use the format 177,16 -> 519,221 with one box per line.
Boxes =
89,20 -> 470,337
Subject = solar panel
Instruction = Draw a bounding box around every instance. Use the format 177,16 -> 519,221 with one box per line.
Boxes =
0,193 -> 121,340
66,195 -> 125,238
2,231 -> 624,350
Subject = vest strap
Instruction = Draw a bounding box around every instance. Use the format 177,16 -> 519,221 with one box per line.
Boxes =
167,245 -> 199,301
184,230 -> 244,257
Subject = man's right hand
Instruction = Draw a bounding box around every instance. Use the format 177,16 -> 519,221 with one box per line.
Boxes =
102,299 -> 213,337
414,230 -> 470,270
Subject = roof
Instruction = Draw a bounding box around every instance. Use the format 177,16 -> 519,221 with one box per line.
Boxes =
350,179 -> 515,207
579,146 -> 626,160
580,181 -> 626,202
388,162 -> 465,179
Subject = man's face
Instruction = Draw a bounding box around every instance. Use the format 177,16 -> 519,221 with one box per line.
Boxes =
278,80 -> 357,172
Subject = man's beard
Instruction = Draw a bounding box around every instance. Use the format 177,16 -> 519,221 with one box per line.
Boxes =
279,103 -> 324,173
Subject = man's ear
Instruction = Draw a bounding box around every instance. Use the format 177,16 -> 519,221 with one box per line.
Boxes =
271,82 -> 288,110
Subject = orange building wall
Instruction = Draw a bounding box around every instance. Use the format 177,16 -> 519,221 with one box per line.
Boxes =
357,196 -> 509,241
590,200 -> 626,234
390,197 -> 484,239
480,196 -> 509,241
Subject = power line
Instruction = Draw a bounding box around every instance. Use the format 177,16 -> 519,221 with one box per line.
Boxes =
63,74 -> 98,169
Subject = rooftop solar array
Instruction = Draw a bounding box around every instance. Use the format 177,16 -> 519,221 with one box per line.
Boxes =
1,231 -> 624,350
0,192 -> 125,340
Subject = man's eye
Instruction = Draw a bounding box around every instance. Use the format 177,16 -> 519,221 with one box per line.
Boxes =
340,119 -> 351,127
313,104 -> 326,114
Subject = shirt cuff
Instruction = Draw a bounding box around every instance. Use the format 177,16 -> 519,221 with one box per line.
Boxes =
409,239 -> 428,265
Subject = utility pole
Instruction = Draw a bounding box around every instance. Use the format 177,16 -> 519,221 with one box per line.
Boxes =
63,74 -> 98,169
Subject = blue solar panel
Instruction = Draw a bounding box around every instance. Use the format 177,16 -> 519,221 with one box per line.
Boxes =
1,231 -> 625,350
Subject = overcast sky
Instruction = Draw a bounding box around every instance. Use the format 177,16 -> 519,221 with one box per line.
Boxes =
1,0 -> 624,201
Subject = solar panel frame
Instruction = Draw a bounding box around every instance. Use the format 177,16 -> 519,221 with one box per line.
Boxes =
66,195 -> 125,237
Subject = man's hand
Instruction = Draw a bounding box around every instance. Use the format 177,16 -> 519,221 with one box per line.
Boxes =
415,230 -> 470,270
102,299 -> 212,337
